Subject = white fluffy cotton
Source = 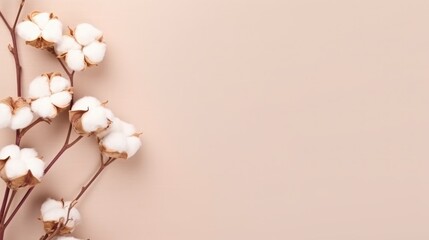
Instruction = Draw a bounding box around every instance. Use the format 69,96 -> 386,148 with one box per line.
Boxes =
9,107 -> 33,130
80,106 -> 110,132
50,92 -> 72,108
31,97 -> 57,119
74,23 -> 103,46
65,49 -> 86,71
98,117 -> 142,159
28,74 -> 72,119
55,23 -> 106,71
0,98 -> 34,130
82,41 -> 106,64
0,103 -> 12,128
29,75 -> 51,98
16,21 -> 41,41
32,12 -> 50,29
50,75 -> 71,93
41,19 -> 63,43
0,144 -> 44,181
71,96 -> 101,111
16,12 -> 63,44
41,199 -> 81,230
55,35 -> 82,56
70,97 -> 112,135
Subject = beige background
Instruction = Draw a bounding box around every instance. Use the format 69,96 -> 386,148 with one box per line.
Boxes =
0,0 -> 429,239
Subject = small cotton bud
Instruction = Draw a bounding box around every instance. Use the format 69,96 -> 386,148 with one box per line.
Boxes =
0,145 -> 44,189
41,199 -> 81,234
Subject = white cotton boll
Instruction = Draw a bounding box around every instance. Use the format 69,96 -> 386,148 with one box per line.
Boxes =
102,132 -> 128,153
81,106 -> 109,132
29,75 -> 51,98
122,121 -> 137,136
96,117 -> 120,138
55,35 -> 82,56
126,136 -> 142,158
23,157 -> 44,180
10,107 -> 33,130
0,145 -> 20,160
50,92 -> 72,109
5,158 -> 28,180
32,12 -> 50,29
42,19 -> 63,43
42,200 -> 80,230
42,208 -> 66,222
31,97 -> 57,118
20,148 -> 38,159
65,50 -> 85,71
0,103 -> 12,128
50,76 -> 71,93
41,199 -> 63,216
82,41 -> 106,64
74,23 -> 103,46
71,97 -> 101,111
16,21 -> 41,41
104,108 -> 114,120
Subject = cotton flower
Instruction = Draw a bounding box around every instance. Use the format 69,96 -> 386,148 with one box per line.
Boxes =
55,23 -> 106,71
28,73 -> 73,119
69,96 -> 113,136
0,97 -> 34,130
16,11 -> 63,49
0,145 -> 44,189
41,198 -> 81,234
98,117 -> 141,159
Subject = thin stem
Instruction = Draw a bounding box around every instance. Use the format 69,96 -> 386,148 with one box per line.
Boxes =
2,190 -> 16,225
74,158 -> 116,202
12,0 -> 25,29
4,188 -> 31,228
0,11 -> 11,31
0,188 -> 10,225
57,58 -> 71,77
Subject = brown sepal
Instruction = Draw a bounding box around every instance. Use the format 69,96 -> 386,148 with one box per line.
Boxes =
43,220 -> 73,235
7,170 -> 40,189
99,143 -> 128,159
69,110 -> 90,136
26,38 -> 55,50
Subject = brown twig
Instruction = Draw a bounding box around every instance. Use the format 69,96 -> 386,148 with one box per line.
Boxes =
0,11 -> 11,31
74,157 -> 116,202
0,188 -> 10,226
2,190 -> 16,226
